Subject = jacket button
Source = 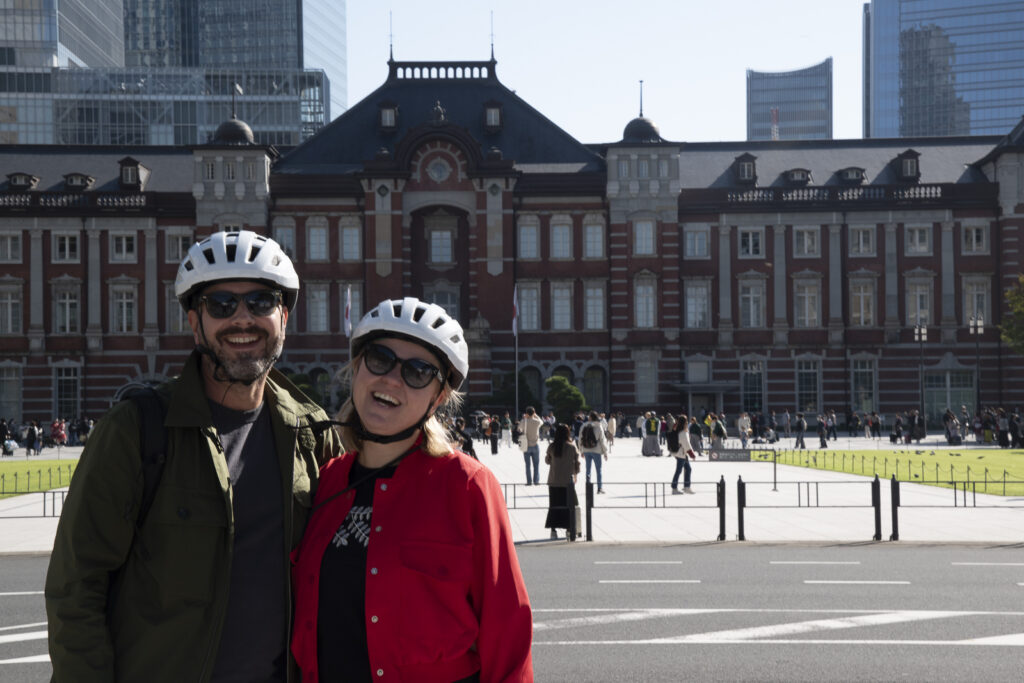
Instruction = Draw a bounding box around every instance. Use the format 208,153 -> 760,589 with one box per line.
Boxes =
370,615 -> 378,623
370,567 -> 378,575
177,507 -> 190,519
380,483 -> 388,491
376,669 -> 384,677
375,526 -> 382,532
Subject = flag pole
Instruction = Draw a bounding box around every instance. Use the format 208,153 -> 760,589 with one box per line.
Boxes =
513,284 -> 519,420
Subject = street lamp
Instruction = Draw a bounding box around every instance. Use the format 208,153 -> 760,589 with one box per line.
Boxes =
914,317 -> 927,417
969,315 -> 983,414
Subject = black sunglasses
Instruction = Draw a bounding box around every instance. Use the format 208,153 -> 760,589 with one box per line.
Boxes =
362,342 -> 443,389
199,290 -> 282,319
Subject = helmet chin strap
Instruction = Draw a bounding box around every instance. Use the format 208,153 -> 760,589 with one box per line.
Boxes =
196,316 -> 277,388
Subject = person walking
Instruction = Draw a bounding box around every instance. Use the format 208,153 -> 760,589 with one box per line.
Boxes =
453,417 -> 477,459
489,413 -> 500,455
794,412 -> 808,449
579,410 -> 609,494
289,297 -> 533,682
817,414 -> 829,448
606,412 -> 617,449
501,411 -> 514,448
688,415 -> 704,455
641,412 -> 662,457
545,422 -> 581,541
521,406 -> 543,486
46,230 -> 342,682
668,414 -> 697,494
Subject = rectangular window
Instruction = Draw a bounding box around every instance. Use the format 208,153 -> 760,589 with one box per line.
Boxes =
341,226 -> 361,261
907,282 -> 931,325
850,226 -> 875,256
427,289 -> 459,319
906,226 -> 931,255
637,159 -> 649,179
962,225 -> 987,255
0,365 -> 20,422
273,226 -> 296,259
111,287 -> 136,333
635,279 -> 655,328
796,360 -> 820,413
850,282 -> 874,327
617,159 -> 629,179
224,162 -> 235,180
380,108 -> 396,127
308,226 -> 328,261
902,158 -> 918,177
121,166 -> 138,184
204,162 -> 216,180
550,224 -> 571,259
54,290 -> 79,334
166,232 -> 192,263
583,224 -> 603,258
738,162 -> 755,180
740,360 -> 764,413
793,227 -> 820,258
0,234 -> 20,263
166,286 -> 189,334
485,107 -> 501,127
635,353 -> 656,404
739,228 -> 763,258
684,281 -> 710,329
551,283 -> 572,330
963,280 -> 988,324
307,284 -> 329,333
245,162 -> 256,181
633,220 -> 654,256
0,289 -> 21,334
584,285 -> 604,330
658,158 -> 670,178
739,282 -> 764,328
794,282 -> 819,328
53,234 -> 79,263
55,366 -> 80,420
519,284 -> 539,331
518,224 -> 539,259
111,234 -> 136,262
429,230 -> 453,264
851,359 -> 876,413
684,226 -> 710,259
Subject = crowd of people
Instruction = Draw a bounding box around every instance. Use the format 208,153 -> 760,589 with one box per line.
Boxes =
0,417 -> 94,456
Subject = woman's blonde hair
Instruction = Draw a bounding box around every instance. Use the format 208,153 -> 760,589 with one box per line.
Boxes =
335,351 -> 464,457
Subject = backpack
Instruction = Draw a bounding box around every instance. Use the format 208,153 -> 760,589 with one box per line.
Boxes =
713,421 -> 726,438
580,424 -> 598,449
124,387 -> 169,531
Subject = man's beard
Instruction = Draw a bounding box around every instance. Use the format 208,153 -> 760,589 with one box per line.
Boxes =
213,328 -> 283,384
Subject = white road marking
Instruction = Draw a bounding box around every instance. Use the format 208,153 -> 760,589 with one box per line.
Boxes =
0,592 -> 43,597
534,609 -> 724,632
770,561 -> 861,565
598,580 -> 701,584
594,561 -> 683,565
804,580 -> 909,585
961,633 -> 1024,645
535,638 -> 1024,647
0,655 -> 50,664
952,562 -> 1024,566
0,630 -> 47,645
0,622 -> 46,633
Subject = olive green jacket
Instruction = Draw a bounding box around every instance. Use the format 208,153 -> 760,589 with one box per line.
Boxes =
45,351 -> 342,682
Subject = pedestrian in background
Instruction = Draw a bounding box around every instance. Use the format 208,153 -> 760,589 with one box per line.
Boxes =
521,406 -> 543,486
794,412 -> 807,449
641,412 -> 662,457
668,414 -> 696,494
579,410 -> 609,494
545,422 -> 581,541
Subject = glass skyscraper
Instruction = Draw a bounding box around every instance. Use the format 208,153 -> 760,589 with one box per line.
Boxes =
746,58 -> 833,141
1,0 -> 124,68
864,0 -> 1024,137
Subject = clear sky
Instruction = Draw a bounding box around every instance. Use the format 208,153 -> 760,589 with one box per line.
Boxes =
345,0 -> 868,144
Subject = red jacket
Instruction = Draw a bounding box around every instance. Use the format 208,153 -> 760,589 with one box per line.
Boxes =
291,444 -> 533,682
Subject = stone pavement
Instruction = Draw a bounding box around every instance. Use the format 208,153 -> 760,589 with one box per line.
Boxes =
1,433 -> 1021,554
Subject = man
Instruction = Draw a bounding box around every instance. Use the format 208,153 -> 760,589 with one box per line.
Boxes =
579,410 -> 609,493
46,230 -> 341,682
520,406 -> 544,486
794,412 -> 807,449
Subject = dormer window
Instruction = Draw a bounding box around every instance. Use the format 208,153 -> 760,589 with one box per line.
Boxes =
63,173 -> 93,191
787,168 -> 811,185
7,173 -> 38,190
118,156 -> 148,189
894,150 -> 921,183
841,167 -> 865,184
378,103 -> 398,131
483,102 -> 503,132
121,165 -> 138,184
734,153 -> 757,185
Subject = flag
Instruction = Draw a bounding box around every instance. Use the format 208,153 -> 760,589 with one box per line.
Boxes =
512,284 -> 518,337
344,285 -> 352,337
234,83 -> 244,96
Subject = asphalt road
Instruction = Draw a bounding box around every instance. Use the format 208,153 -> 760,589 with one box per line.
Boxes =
3,544 -> 1024,682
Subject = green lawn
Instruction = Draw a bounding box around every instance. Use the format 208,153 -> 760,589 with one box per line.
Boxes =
751,447 -> 1024,496
0,460 -> 77,498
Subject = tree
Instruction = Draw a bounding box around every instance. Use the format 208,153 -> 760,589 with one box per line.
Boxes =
544,375 -> 588,424
1001,274 -> 1024,356
469,371 -> 541,417
282,372 -> 326,410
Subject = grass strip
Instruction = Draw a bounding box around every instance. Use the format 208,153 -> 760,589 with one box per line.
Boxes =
0,460 -> 78,498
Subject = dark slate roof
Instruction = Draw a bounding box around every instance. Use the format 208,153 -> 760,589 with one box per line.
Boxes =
675,136 -> 1000,188
274,59 -> 605,176
0,145 -> 194,192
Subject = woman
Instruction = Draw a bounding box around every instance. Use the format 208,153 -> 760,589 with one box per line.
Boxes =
688,416 -> 703,455
668,414 -> 696,494
453,416 -> 477,459
489,414 -> 500,455
290,298 -> 533,682
544,423 -> 580,541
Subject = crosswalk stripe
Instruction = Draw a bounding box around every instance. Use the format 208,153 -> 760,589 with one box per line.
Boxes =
0,630 -> 47,645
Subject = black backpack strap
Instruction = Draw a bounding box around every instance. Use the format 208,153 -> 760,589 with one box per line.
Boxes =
129,388 -> 169,530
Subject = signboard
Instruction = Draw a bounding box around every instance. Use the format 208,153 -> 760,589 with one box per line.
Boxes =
708,448 -> 751,462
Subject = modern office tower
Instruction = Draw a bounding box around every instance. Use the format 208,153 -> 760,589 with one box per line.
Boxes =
747,58 -> 833,141
303,0 -> 347,116
864,0 -> 1024,138
2,0 -> 124,68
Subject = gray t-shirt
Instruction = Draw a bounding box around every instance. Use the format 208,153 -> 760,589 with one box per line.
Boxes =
208,400 -> 285,683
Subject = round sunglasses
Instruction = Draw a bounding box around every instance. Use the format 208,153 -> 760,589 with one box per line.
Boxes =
200,290 -> 282,319
362,342 -> 443,389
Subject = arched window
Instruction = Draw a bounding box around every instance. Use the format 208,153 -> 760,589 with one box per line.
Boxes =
583,367 -> 606,411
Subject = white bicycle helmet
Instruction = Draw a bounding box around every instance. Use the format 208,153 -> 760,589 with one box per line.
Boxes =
175,230 -> 299,310
351,297 -> 469,390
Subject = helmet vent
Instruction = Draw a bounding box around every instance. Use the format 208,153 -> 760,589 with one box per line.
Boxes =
202,247 -> 216,264
431,318 -> 445,329
412,306 -> 427,323
450,334 -> 463,344
249,246 -> 261,262
183,260 -> 194,272
226,244 -> 237,261
391,302 -> 403,317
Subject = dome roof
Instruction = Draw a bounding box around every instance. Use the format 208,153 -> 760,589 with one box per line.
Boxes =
212,116 -> 255,145
622,116 -> 662,143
